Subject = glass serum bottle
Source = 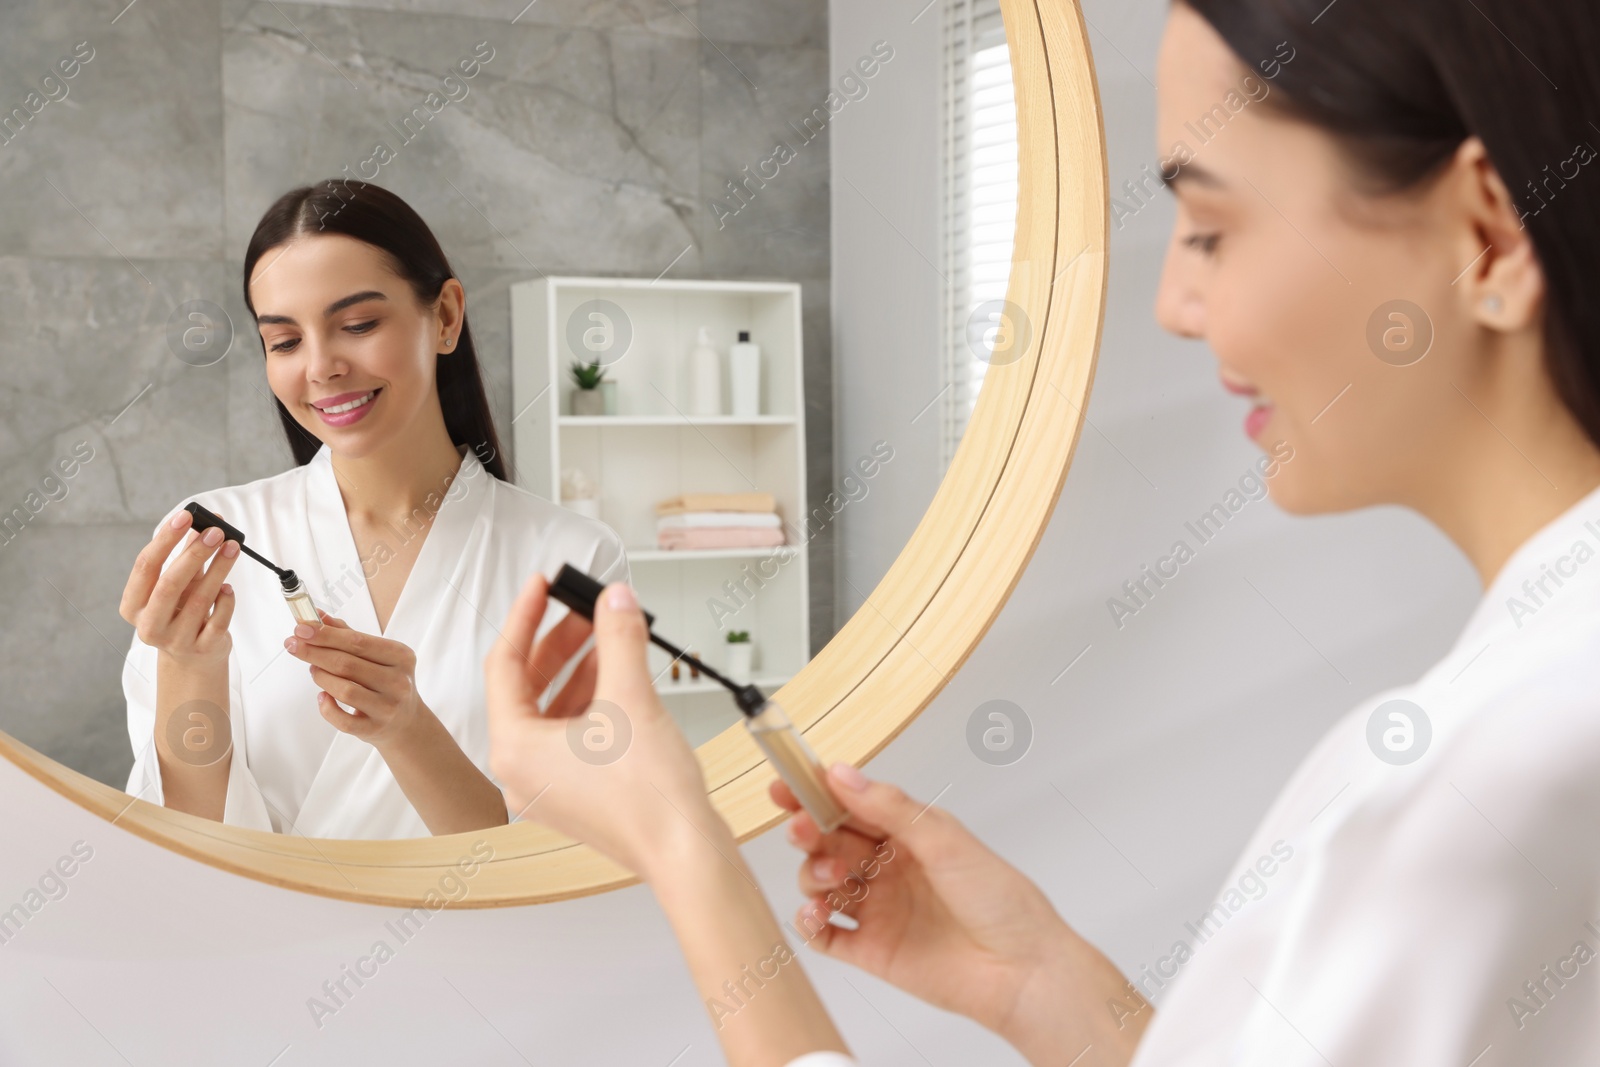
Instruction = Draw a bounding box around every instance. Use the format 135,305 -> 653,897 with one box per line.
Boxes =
280,570 -> 321,626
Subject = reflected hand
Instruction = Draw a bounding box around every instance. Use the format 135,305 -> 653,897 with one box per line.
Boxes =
284,612 -> 434,750
120,507 -> 240,666
485,574 -> 716,879
773,768 -> 1147,1064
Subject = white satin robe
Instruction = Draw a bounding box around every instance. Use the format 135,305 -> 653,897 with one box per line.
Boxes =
124,442 -> 628,840
785,480 -> 1600,1067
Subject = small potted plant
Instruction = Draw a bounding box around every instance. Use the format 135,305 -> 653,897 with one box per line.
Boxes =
725,629 -> 755,683
569,359 -> 607,416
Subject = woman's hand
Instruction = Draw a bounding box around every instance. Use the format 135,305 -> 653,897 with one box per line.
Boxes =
487,576 -> 851,1066
775,767 -> 1151,1066
484,574 -> 717,879
119,507 -> 240,666
286,609 -> 507,834
283,611 -> 436,750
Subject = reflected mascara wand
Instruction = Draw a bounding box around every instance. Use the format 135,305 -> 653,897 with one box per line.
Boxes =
183,502 -> 321,625
548,564 -> 847,832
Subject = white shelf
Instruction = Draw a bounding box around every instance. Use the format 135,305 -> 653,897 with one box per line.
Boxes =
511,275 -> 811,676
559,414 -> 796,427
654,674 -> 792,696
627,545 -> 802,563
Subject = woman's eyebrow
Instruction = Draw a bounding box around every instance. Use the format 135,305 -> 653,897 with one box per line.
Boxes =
256,290 -> 389,326
1159,159 -> 1226,192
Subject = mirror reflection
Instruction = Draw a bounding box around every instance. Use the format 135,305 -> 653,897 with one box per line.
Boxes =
0,0 -> 1016,839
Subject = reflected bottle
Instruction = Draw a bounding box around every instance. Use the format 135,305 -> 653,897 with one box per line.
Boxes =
280,570 -> 321,626
745,698 -> 847,833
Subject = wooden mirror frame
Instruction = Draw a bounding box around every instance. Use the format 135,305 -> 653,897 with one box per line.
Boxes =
0,0 -> 1108,907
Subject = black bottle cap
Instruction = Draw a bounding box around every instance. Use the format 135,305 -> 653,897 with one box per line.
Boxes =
184,502 -> 247,546
549,564 -> 654,627
280,568 -> 300,593
738,330 -> 750,342
733,684 -> 766,716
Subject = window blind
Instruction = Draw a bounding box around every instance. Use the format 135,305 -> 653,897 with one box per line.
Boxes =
941,0 -> 1019,470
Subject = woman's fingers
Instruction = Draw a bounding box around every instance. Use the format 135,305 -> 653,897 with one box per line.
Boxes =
292,641 -> 387,692
177,538 -> 240,628
200,583 -> 236,641
120,509 -> 195,624
485,572 -> 552,726
527,609 -> 595,700
591,582 -> 652,700
294,617 -> 409,668
545,647 -> 599,719
148,526 -> 228,622
308,665 -> 383,716
770,777 -> 804,813
317,691 -> 373,737
794,897 -> 857,957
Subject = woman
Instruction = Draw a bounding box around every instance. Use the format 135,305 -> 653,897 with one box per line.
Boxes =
119,181 -> 627,840
487,0 -> 1600,1063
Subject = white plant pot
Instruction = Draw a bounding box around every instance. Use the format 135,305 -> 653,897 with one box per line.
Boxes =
725,643 -> 755,683
571,389 -> 605,416
565,497 -> 600,520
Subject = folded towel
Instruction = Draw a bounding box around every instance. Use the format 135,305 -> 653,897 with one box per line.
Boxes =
656,492 -> 776,515
658,527 -> 787,550
657,511 -> 781,530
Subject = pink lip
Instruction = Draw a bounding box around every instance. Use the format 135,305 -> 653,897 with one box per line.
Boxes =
1245,403 -> 1274,438
1221,377 -> 1260,397
312,388 -> 381,427
311,389 -> 379,410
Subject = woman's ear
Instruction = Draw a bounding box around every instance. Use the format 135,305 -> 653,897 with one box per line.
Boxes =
1454,136 -> 1544,333
436,276 -> 466,352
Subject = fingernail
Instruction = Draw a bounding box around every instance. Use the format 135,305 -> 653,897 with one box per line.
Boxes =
606,583 -> 636,612
202,527 -> 223,545
786,824 -> 801,847
811,858 -> 838,882
831,762 -> 868,791
284,637 -> 296,652
294,624 -> 315,639
169,512 -> 188,529
222,541 -> 239,557
220,584 -> 232,596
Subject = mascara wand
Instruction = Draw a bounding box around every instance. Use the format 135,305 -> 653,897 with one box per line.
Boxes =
183,502 -> 303,591
547,564 -> 767,716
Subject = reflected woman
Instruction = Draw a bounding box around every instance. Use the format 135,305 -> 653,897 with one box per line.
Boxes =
119,181 -> 626,839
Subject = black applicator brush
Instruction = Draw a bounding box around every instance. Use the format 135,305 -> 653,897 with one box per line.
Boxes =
184,502 -> 322,625
183,502 -> 300,592
547,564 -> 766,715
546,564 -> 848,832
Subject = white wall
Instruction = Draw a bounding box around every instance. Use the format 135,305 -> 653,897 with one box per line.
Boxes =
0,2 -> 1485,1065
829,0 -> 946,613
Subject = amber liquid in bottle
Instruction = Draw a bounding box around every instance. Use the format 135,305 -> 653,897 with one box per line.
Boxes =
281,574 -> 321,626
746,699 -> 847,833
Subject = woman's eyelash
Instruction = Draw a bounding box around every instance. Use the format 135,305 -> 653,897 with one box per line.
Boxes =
1184,232 -> 1220,254
267,320 -> 378,352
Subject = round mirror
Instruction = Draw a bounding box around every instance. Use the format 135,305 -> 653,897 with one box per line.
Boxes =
0,0 -> 1104,904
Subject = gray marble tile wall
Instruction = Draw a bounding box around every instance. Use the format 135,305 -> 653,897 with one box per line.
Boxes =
0,0 -> 832,786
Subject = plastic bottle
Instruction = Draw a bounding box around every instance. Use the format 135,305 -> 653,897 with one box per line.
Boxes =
686,326 -> 722,416
729,330 -> 761,417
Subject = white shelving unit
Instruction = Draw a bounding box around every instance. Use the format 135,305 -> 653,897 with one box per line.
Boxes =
510,276 -> 809,745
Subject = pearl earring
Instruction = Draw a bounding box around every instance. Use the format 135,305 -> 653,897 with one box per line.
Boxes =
1483,294 -> 1503,314
444,338 -> 454,348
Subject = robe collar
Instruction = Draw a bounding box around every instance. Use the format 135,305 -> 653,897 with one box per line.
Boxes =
299,441 -> 490,645
1453,478 -> 1600,651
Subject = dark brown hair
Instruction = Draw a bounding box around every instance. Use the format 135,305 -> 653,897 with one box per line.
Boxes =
1184,0 -> 1600,450
241,179 -> 508,480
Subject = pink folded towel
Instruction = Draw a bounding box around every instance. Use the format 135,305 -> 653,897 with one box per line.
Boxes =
657,526 -> 787,551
